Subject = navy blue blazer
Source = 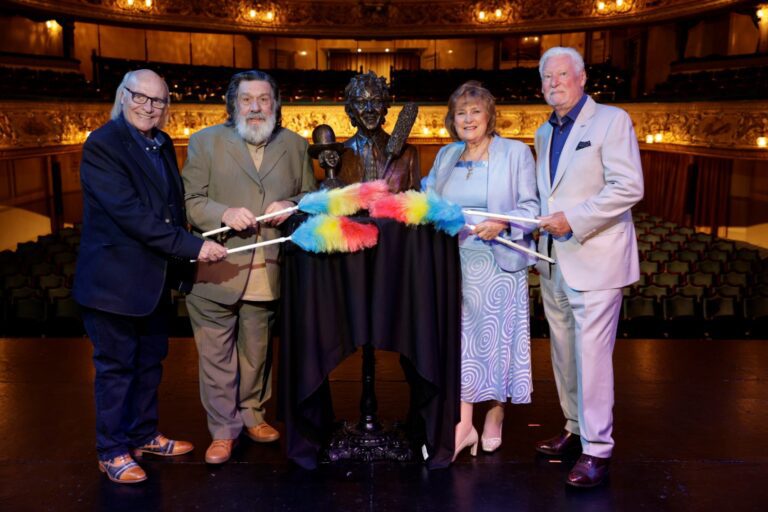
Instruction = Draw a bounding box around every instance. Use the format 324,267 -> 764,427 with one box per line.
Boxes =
73,116 -> 203,316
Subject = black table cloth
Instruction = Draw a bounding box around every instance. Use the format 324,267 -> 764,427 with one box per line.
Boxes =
278,216 -> 461,469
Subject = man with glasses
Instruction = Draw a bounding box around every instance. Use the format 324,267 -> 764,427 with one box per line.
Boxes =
182,70 -> 316,465
337,71 -> 420,192
74,69 -> 227,484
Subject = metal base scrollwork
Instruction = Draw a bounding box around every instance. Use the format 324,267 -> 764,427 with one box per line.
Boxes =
322,421 -> 414,463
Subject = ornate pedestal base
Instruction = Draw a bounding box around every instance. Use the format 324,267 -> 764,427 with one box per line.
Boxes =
322,421 -> 414,463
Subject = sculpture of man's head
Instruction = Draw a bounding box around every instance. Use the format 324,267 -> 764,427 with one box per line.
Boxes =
343,71 -> 391,135
308,124 -> 345,171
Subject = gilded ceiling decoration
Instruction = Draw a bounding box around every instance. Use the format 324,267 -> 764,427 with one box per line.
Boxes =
4,0 -> 745,36
1,101 -> 766,160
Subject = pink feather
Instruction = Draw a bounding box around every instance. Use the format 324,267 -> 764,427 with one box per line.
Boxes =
368,194 -> 408,222
358,180 -> 392,209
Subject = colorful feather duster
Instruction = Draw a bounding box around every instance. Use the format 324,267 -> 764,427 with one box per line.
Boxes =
290,215 -> 379,253
193,215 -> 378,261
298,180 -> 391,216
368,190 -> 554,262
202,180 -> 391,237
368,190 -> 465,236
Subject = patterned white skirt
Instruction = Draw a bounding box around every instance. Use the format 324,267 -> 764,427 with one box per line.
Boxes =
459,248 -> 532,404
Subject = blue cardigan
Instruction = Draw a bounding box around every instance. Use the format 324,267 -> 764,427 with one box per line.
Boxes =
423,135 -> 539,272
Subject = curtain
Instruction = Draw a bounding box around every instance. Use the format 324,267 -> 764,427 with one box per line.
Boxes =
329,52 -> 394,81
329,51 -> 355,71
692,156 -> 732,233
637,150 -> 693,225
394,52 -> 420,71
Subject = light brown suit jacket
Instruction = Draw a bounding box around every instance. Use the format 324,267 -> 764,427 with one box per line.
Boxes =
183,124 -> 316,305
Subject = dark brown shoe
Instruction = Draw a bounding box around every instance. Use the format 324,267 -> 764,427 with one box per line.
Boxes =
566,454 -> 610,488
535,430 -> 582,456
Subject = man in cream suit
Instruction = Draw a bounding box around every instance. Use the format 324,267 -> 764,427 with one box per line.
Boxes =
183,70 -> 316,464
533,47 -> 644,488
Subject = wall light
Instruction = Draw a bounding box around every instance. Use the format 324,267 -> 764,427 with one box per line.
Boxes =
758,7 -> 766,19
595,0 -> 632,15
249,9 -> 257,18
478,11 -> 486,20
45,20 -> 60,32
494,9 -> 502,18
265,11 -> 274,21
299,50 -> 308,56
654,133 -> 663,143
645,134 -> 654,144
183,127 -> 190,137
758,136 -> 767,148
121,0 -> 152,12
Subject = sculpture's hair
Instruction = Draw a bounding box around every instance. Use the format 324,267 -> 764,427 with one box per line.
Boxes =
444,81 -> 497,141
224,70 -> 282,129
538,46 -> 586,77
344,71 -> 391,127
110,69 -> 170,129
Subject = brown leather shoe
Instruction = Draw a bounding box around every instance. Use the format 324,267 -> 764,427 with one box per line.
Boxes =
535,430 -> 582,456
133,433 -> 193,457
205,439 -> 237,464
98,454 -> 147,484
245,422 -> 280,443
566,454 -> 610,488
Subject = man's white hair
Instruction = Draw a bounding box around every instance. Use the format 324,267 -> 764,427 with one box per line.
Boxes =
538,47 -> 586,77
109,69 -> 171,128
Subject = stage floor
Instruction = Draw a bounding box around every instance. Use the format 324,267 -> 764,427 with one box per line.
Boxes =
1,337 -> 766,511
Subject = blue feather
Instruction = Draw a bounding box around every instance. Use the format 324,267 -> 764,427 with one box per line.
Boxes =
297,189 -> 331,215
426,191 -> 465,236
290,216 -> 325,253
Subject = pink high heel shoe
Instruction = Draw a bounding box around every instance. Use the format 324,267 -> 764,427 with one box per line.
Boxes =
481,407 -> 504,453
452,427 -> 479,462
481,430 -> 502,453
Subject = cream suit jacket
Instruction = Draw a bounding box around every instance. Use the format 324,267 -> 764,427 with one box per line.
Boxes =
183,124 -> 316,305
535,96 -> 644,291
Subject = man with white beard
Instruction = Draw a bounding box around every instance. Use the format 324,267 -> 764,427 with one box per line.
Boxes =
182,70 -> 316,464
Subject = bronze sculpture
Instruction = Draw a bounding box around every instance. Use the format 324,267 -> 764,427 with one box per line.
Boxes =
308,124 -> 345,190
338,71 -> 420,192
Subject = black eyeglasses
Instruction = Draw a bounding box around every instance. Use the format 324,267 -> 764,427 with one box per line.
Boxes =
124,87 -> 168,109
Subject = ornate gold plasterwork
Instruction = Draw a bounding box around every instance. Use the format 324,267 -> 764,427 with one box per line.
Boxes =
1,101 -> 767,160
5,0 -> 744,37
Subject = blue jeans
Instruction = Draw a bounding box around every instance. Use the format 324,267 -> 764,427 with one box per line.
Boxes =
82,303 -> 170,460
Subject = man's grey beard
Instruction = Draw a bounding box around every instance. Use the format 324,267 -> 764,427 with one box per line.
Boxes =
236,112 -> 276,145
